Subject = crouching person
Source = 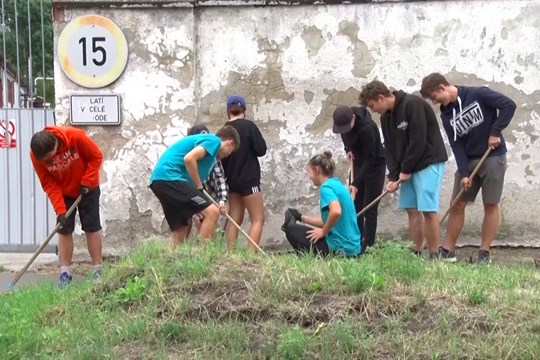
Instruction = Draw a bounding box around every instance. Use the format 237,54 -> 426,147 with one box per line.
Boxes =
185,123 -> 229,237
281,151 -> 362,257
149,125 -> 240,249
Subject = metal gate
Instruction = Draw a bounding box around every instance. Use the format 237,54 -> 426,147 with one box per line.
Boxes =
0,0 -> 57,252
1,109 -> 56,252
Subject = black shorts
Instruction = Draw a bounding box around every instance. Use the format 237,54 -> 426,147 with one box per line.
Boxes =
231,185 -> 261,197
59,187 -> 102,235
150,180 -> 212,231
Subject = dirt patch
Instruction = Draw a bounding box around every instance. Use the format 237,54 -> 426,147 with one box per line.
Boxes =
173,269 -> 500,340
113,340 -> 149,360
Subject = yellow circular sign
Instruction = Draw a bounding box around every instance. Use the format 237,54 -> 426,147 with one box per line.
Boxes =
57,15 -> 128,89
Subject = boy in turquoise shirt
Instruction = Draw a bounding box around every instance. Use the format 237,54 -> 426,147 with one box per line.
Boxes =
150,125 -> 239,248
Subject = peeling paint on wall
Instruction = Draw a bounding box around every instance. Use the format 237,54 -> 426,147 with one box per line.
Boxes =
54,0 -> 540,253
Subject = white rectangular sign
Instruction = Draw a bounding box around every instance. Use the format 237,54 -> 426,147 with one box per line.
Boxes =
70,94 -> 121,125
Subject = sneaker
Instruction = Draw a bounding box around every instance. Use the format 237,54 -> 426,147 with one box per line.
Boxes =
57,272 -> 73,288
475,250 -> 491,265
429,252 -> 440,261
92,268 -> 102,280
439,246 -> 457,263
280,209 -> 295,232
411,248 -> 422,256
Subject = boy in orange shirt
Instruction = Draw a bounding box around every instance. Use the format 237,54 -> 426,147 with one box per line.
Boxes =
30,126 -> 104,287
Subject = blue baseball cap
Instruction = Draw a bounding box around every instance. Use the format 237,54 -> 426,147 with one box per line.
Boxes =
227,95 -> 246,108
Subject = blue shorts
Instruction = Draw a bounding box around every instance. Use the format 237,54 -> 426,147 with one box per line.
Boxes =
399,162 -> 445,212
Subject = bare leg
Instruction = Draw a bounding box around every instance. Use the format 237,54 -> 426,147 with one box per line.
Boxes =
58,233 -> 74,267
199,205 -> 220,244
423,212 -> 440,253
225,193 -> 245,249
86,231 -> 103,265
243,192 -> 265,251
481,203 -> 499,251
170,226 -> 188,250
443,200 -> 467,251
407,209 -> 424,252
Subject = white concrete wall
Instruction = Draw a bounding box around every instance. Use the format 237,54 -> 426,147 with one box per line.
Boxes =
53,0 -> 540,254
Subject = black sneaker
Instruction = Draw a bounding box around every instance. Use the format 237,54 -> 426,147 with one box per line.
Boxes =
439,246 -> 457,263
57,271 -> 72,288
429,252 -> 440,261
280,209 -> 295,232
475,250 -> 491,265
411,248 -> 422,256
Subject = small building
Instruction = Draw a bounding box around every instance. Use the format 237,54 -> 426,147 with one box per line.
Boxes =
0,52 -> 22,108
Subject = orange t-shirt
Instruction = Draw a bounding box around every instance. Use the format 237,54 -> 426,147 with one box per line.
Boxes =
30,126 -> 103,215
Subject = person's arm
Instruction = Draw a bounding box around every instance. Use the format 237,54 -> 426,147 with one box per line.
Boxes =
301,214 -> 324,228
321,201 -> 341,235
211,161 -> 228,204
306,201 -> 342,242
183,146 -> 208,189
353,125 -> 379,186
249,123 -> 267,157
441,115 -> 469,177
76,132 -> 103,188
477,87 -> 517,137
400,102 -> 428,175
30,153 -> 66,215
381,117 -> 400,181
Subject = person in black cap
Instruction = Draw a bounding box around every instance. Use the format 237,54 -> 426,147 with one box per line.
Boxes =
221,95 -> 267,251
332,105 -> 386,251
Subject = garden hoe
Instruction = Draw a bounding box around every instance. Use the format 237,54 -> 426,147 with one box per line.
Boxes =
356,180 -> 401,217
8,196 -> 82,290
201,189 -> 267,256
440,147 -> 492,225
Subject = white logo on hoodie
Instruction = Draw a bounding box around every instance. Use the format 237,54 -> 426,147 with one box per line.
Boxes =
451,101 -> 484,137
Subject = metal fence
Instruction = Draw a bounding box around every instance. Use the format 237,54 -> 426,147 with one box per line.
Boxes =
1,109 -> 56,252
0,0 -> 56,252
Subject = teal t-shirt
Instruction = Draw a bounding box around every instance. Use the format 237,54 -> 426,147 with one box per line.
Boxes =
150,134 -> 221,184
319,177 -> 362,256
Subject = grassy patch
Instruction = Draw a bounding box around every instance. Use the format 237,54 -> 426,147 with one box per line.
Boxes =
1,239 -> 540,359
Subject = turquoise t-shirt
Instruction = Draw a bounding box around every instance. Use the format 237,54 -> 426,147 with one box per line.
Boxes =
319,177 -> 362,256
150,134 -> 221,184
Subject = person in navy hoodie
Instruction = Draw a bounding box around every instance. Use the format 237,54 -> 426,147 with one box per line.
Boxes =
420,73 -> 517,264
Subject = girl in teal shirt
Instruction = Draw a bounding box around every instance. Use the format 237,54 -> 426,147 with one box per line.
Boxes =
282,151 -> 362,257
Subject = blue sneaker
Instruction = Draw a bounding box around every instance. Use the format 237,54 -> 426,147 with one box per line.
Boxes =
92,268 -> 102,280
57,272 -> 72,288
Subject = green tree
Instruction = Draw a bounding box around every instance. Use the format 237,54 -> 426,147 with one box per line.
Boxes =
2,0 -> 54,106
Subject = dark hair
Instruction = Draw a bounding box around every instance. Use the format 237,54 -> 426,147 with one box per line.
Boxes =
30,130 -> 58,160
187,123 -> 210,135
420,73 -> 450,98
359,80 -> 392,106
227,104 -> 245,117
216,125 -> 241,150
308,151 -> 335,177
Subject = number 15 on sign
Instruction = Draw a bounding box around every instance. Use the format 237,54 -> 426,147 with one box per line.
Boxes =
58,15 -> 128,89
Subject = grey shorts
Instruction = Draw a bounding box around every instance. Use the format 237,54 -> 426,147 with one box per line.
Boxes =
452,154 -> 507,204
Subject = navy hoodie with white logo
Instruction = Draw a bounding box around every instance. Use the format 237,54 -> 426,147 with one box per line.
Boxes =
439,86 -> 516,178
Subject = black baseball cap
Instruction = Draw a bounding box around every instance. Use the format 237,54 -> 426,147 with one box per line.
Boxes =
332,106 -> 354,134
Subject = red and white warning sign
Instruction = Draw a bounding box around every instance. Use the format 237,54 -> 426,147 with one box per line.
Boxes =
0,119 -> 16,148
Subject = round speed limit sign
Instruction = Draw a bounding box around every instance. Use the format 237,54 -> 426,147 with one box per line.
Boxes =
57,15 -> 128,88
